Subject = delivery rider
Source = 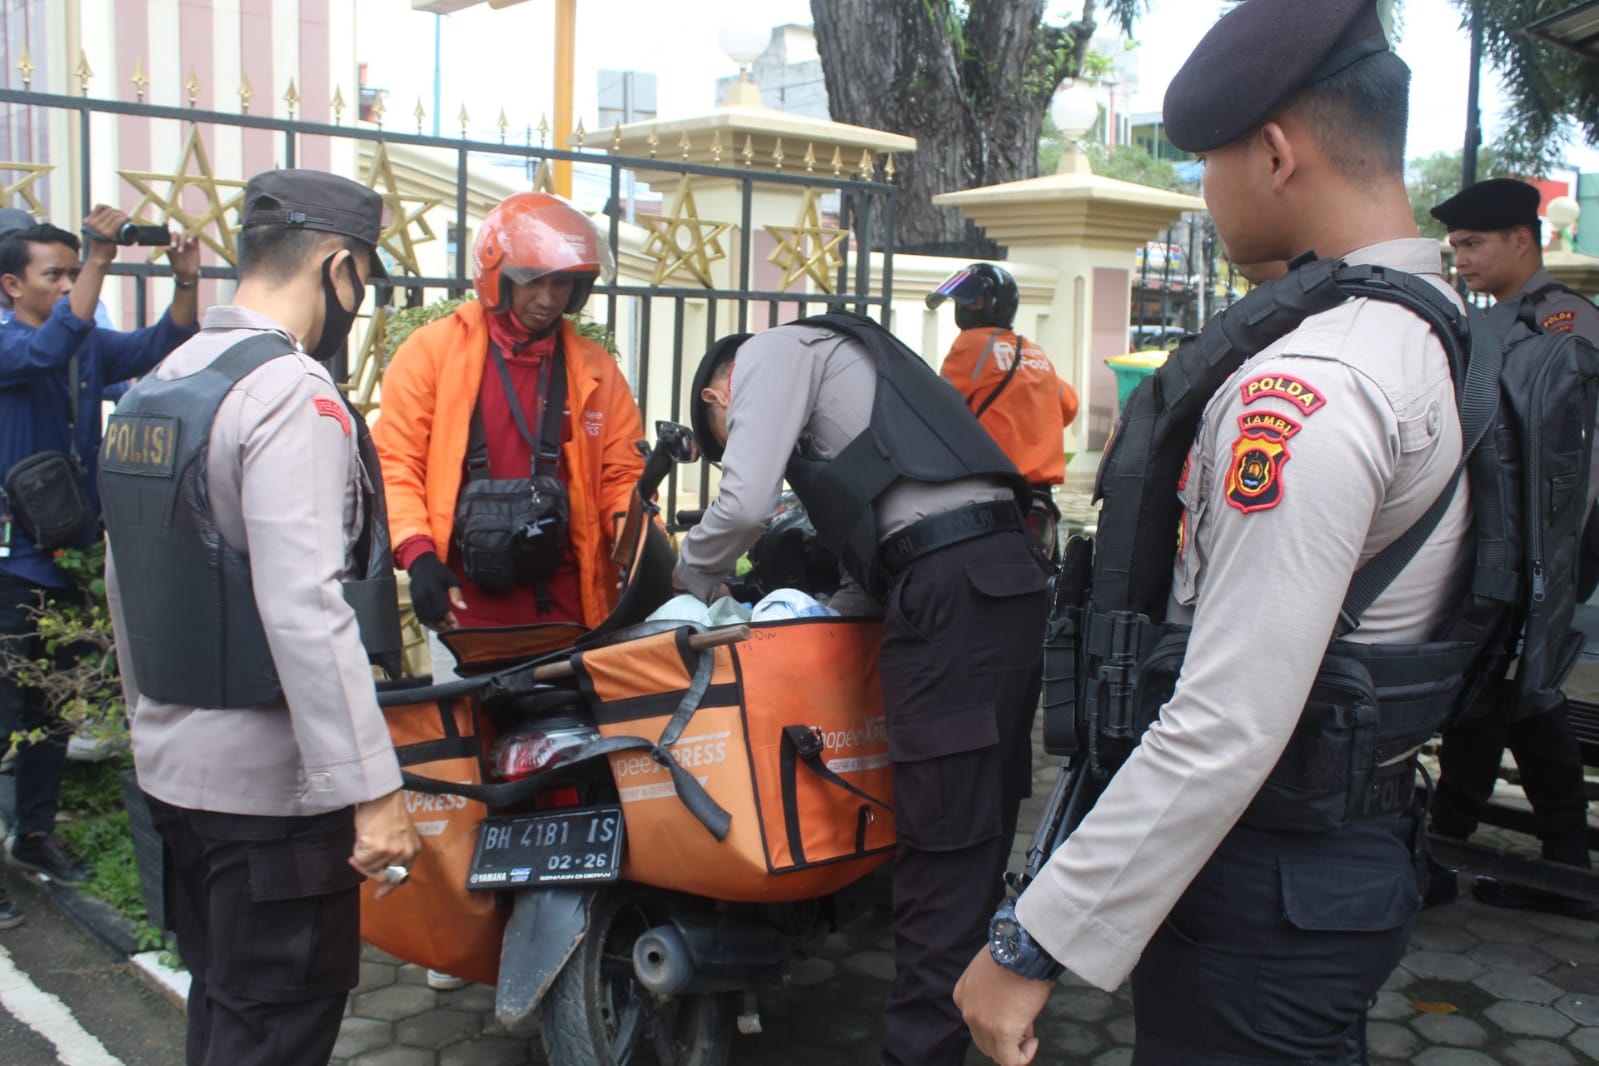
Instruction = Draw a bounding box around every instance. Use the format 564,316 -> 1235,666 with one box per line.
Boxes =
928,262 -> 1080,556
684,313 -> 1051,1066
373,193 -> 645,661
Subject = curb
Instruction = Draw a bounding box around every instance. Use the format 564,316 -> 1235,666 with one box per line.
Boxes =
31,871 -> 142,957
130,950 -> 191,1012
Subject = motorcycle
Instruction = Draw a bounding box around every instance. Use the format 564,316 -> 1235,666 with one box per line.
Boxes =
378,423 -> 893,1066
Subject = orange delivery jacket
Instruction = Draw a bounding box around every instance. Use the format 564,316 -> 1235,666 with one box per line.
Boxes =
372,301 -> 646,628
939,326 -> 1079,485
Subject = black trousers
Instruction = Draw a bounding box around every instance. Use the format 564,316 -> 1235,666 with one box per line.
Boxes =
145,795 -> 365,1066
0,571 -> 71,837
1433,700 -> 1590,865
877,531 -> 1051,1066
1131,810 -> 1425,1065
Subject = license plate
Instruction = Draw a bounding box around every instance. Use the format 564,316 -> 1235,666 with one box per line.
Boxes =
466,806 -> 624,890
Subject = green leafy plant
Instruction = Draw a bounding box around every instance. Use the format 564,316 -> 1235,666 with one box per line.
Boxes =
380,291 -> 619,369
0,540 -> 127,754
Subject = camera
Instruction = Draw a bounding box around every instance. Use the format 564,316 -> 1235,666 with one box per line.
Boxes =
114,222 -> 173,246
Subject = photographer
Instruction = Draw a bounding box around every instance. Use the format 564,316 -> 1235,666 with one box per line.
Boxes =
0,205 -> 197,925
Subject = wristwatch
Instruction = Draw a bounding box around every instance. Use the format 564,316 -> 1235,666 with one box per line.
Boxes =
988,898 -> 1064,981
173,277 -> 198,289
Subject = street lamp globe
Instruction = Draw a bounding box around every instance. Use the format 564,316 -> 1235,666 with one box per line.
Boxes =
1050,81 -> 1101,140
718,26 -> 769,73
718,25 -> 769,108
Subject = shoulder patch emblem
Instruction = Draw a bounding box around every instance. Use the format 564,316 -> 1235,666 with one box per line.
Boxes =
1177,454 -> 1192,492
313,397 -> 351,436
1241,374 -> 1326,415
1225,411 -> 1300,514
1541,310 -> 1576,334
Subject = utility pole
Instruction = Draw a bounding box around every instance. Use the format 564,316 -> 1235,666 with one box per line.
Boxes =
1462,0 -> 1483,189
432,14 -> 442,137
554,0 -> 576,198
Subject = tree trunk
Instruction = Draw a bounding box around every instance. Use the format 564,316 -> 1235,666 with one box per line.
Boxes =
811,0 -> 1091,254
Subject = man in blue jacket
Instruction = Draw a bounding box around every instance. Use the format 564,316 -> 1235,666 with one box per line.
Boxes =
0,205 -> 197,927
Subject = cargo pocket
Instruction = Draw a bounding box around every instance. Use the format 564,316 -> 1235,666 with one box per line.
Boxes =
893,744 -> 1004,852
224,833 -> 365,1003
1254,858 -> 1419,1039
964,560 -> 1051,671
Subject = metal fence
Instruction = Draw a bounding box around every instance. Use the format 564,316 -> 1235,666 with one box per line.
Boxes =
1129,213 -> 1246,346
0,85 -> 899,523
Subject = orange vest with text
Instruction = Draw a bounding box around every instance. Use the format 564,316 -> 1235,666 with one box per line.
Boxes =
939,327 -> 1079,485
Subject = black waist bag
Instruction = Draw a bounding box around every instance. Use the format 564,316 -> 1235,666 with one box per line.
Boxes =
454,474 -> 569,590
453,341 -> 569,592
4,451 -> 94,551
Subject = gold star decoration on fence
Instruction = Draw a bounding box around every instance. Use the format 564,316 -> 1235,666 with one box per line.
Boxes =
364,142 -> 441,277
765,188 -> 848,293
342,304 -> 390,415
119,125 -> 247,263
641,179 -> 731,288
532,159 -> 556,194
0,163 -> 54,216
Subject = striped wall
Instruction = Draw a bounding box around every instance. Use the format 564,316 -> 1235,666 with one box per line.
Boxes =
0,0 -> 358,326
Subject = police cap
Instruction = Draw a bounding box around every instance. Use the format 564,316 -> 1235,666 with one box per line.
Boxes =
1430,178 -> 1542,234
241,169 -> 389,278
689,333 -> 753,465
1163,0 -> 1390,153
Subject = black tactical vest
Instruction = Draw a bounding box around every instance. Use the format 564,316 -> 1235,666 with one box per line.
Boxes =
778,312 -> 1031,596
1046,260 -> 1499,833
100,334 -> 402,709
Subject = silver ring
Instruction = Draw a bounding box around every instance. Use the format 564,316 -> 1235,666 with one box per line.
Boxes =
383,864 -> 410,886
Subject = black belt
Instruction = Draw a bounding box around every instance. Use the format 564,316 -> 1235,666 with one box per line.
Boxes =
877,500 -> 1023,580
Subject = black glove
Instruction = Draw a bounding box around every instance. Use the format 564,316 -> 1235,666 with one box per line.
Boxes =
408,551 -> 460,628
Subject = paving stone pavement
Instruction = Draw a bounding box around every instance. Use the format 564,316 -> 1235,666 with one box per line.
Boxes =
331,741 -> 1599,1065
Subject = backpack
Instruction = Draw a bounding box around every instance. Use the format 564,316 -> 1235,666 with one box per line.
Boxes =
1466,294 -> 1599,720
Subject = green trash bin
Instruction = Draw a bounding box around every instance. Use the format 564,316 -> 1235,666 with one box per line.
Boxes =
1105,350 -> 1169,408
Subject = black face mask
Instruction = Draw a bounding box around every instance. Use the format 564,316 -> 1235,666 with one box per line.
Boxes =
309,253 -> 366,363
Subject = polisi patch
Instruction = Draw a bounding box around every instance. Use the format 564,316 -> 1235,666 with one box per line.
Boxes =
1240,374 -> 1325,415
1541,310 -> 1576,335
1225,410 -> 1299,514
101,414 -> 179,477
313,396 -> 351,436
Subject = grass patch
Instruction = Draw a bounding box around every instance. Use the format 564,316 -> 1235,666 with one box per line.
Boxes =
54,755 -> 166,950
56,756 -> 132,818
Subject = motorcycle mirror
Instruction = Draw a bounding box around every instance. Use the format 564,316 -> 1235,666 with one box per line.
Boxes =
654,421 -> 700,464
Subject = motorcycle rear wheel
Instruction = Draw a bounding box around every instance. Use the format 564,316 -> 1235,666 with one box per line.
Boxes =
539,889 -> 733,1066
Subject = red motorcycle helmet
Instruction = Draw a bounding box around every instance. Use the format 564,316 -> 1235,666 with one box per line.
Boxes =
473,192 -> 614,314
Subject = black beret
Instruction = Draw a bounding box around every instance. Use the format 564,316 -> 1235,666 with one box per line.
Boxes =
1164,0 -> 1390,153
689,333 -> 753,464
1430,178 -> 1542,233
242,169 -> 389,278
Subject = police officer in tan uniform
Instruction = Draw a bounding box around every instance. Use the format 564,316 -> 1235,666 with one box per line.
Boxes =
1429,177 -> 1599,915
1433,177 -> 1599,339
103,171 -> 419,1066
956,2 -> 1473,1062
684,317 -> 1051,1066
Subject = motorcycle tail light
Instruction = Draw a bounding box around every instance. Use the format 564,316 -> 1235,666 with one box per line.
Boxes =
489,725 -> 595,782
535,786 -> 583,810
